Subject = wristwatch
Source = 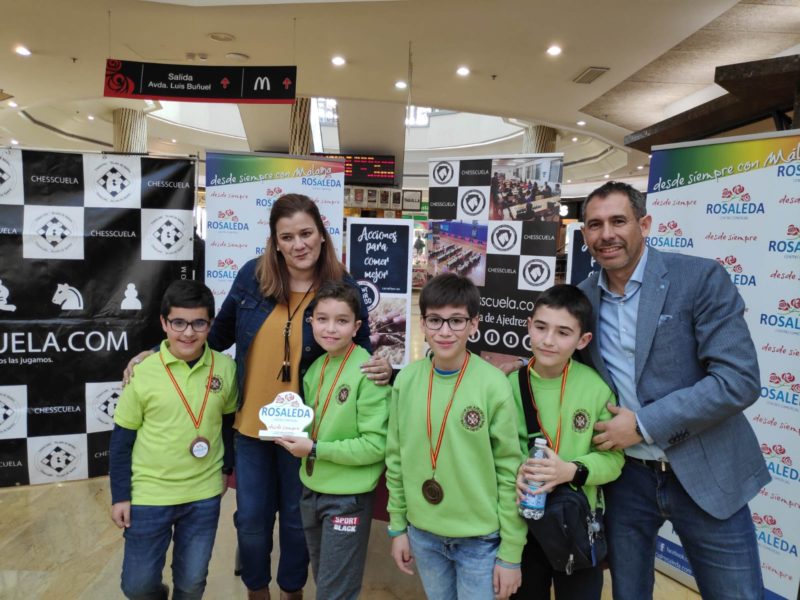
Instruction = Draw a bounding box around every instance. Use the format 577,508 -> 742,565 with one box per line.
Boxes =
571,461 -> 589,486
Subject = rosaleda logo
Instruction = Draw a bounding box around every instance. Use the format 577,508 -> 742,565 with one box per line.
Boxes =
321,214 -> 341,236
357,279 -> 380,312
761,442 -> 798,483
208,208 -> 249,232
706,184 -> 765,216
647,220 -> 693,248
760,297 -> 800,332
715,255 -> 755,287
301,176 -> 341,188
777,162 -> 800,177
460,189 -> 486,216
36,441 -> 81,479
490,224 -> 517,252
761,371 -> 800,410
522,259 -> 550,287
753,513 -> 798,557
207,258 -> 239,280
432,161 -> 454,185
768,223 -> 800,254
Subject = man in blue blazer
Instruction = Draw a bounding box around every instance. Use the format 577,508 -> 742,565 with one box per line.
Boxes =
578,181 -> 769,600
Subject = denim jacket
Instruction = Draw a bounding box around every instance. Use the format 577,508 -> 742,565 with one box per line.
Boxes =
208,257 -> 372,409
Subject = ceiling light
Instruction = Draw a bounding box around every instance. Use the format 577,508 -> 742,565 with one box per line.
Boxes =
567,179 -> 572,183
209,32 -> 236,42
604,174 -> 610,178
331,56 -> 346,66
546,45 -> 562,56
225,52 -> 250,62
8,100 -> 18,108
14,46 -> 31,57
559,205 -> 569,217
171,139 -> 177,143
87,115 -> 95,121
649,154 -> 652,158
637,165 -> 644,170
395,80 -> 407,90
456,66 -> 470,76
571,136 -> 578,142
576,120 -> 586,126
10,139 -> 19,145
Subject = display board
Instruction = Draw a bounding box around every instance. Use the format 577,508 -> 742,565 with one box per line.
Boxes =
428,154 -> 562,365
0,149 -> 196,487
204,152 -> 345,311
345,218 -> 413,368
565,223 -> 600,284
646,130 -> 800,600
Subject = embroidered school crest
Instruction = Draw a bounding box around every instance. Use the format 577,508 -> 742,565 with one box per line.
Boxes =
572,409 -> 590,433
336,384 -> 351,404
461,406 -> 485,431
209,375 -> 223,392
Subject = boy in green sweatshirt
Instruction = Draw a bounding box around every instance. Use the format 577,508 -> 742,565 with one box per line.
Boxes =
276,280 -> 388,600
511,284 -> 623,600
386,273 -> 526,600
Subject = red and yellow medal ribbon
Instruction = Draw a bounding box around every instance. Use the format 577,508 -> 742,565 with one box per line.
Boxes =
160,350 -> 215,431
525,357 -> 569,453
310,343 -> 356,441
426,352 -> 470,474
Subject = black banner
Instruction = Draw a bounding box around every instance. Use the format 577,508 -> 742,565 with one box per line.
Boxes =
104,59 -> 297,104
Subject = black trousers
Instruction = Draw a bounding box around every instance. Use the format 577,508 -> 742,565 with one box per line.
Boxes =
511,532 -> 604,600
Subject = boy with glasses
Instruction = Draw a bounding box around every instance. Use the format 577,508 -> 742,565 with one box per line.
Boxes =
386,273 -> 526,599
110,279 -> 238,600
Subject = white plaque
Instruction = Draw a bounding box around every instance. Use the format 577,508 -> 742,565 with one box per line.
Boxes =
258,391 -> 314,440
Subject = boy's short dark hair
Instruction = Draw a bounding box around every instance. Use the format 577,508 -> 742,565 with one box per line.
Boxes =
420,273 -> 480,318
312,280 -> 361,320
532,284 -> 593,335
160,279 -> 215,319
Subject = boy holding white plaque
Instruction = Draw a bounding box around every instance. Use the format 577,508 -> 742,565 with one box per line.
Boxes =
276,280 -> 389,600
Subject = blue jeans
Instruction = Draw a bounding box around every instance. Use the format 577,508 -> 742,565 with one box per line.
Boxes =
234,433 -> 309,591
407,524 -> 499,600
605,460 -> 763,600
121,496 -> 221,600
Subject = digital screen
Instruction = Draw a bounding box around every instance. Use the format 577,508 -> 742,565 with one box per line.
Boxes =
314,153 -> 395,186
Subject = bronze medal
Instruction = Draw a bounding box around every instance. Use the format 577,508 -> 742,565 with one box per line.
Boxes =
422,478 -> 444,504
189,436 -> 210,459
305,458 -> 315,476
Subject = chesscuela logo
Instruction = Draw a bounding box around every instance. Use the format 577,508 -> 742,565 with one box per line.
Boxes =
761,371 -> 800,409
206,258 -> 238,280
646,220 -> 693,248
761,442 -> 798,483
36,441 -> 81,478
0,153 -> 19,199
760,297 -> 800,332
768,224 -> 800,254
753,513 -> 798,557
715,255 -> 755,287
490,225 -> 517,252
706,184 -> 765,216
208,208 -> 249,232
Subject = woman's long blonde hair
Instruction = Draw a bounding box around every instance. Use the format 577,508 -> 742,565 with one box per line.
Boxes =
255,194 -> 344,305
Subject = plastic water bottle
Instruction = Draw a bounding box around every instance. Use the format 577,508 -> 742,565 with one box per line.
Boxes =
519,438 -> 548,520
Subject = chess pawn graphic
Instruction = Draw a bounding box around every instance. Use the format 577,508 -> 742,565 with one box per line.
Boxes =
121,283 -> 142,310
0,279 -> 16,312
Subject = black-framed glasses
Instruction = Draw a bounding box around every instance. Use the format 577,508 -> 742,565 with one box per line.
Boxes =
166,318 -> 211,333
422,315 -> 472,331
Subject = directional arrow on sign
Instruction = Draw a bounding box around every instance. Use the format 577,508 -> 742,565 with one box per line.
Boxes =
221,77 -> 230,89
283,78 -> 293,90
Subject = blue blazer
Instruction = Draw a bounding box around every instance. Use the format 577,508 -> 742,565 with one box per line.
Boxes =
578,248 -> 769,519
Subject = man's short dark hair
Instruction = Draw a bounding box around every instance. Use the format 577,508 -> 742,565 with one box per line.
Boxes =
160,279 -> 214,319
582,181 -> 647,221
420,273 -> 480,318
531,284 -> 593,335
312,280 -> 361,320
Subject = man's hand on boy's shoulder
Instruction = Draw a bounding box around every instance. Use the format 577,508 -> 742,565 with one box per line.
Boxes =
122,350 -> 155,386
592,403 -> 643,451
111,501 -> 131,529
493,563 -> 521,599
390,534 -> 415,575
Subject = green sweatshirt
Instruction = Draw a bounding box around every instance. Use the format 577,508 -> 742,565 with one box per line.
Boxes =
386,354 -> 527,564
510,359 -> 624,510
300,345 -> 389,494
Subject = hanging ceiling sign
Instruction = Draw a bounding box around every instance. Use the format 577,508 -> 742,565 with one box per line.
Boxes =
103,59 -> 297,104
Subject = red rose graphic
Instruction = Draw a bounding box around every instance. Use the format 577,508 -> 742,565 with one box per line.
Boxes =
782,373 -> 796,383
225,258 -> 233,265
782,456 -> 793,466
772,527 -> 783,537
792,384 -> 800,393
772,444 -> 786,455
752,514 -> 763,525
721,188 -> 732,199
792,298 -> 800,310
764,514 -> 777,526
778,299 -> 790,311
760,443 -> 771,454
217,259 -> 225,267
769,373 -> 781,384
226,209 -> 233,216
667,220 -> 678,230
732,184 -> 745,195
725,255 -> 737,265
105,60 -> 136,95
715,257 -> 725,266
788,224 -> 800,236
218,211 -> 225,218
741,193 -> 751,202
733,265 -> 742,273
658,223 -> 667,233
674,229 -> 683,236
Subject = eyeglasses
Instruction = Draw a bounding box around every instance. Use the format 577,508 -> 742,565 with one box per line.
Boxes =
422,315 -> 472,331
166,318 -> 211,333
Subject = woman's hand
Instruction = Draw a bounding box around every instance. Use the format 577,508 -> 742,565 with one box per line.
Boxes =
361,355 -> 393,386
274,436 -> 313,457
122,350 -> 155,386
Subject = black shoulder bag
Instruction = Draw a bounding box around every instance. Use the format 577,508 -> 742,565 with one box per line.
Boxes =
518,367 -> 607,575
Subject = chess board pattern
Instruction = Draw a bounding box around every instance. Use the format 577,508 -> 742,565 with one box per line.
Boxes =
0,149 -> 196,487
